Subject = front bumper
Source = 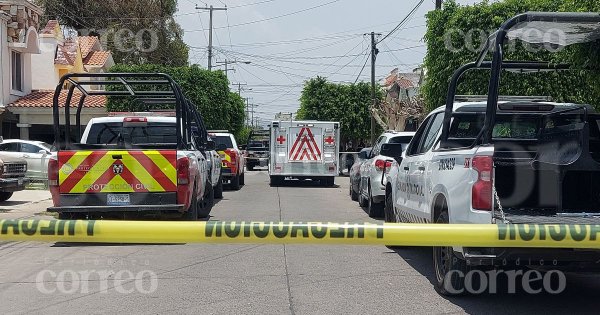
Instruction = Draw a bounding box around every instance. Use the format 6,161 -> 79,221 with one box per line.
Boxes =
462,247 -> 600,269
0,177 -> 29,192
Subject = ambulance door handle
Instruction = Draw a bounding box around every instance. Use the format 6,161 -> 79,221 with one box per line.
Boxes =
418,166 -> 425,171
403,166 -> 409,171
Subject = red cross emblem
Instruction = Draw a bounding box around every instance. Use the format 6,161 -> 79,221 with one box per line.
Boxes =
325,136 -> 335,145
277,135 -> 286,144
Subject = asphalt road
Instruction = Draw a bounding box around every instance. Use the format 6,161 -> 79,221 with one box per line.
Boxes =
1,171 -> 600,314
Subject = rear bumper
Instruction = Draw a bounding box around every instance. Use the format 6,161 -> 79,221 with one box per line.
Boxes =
48,204 -> 185,212
462,247 -> 600,269
49,192 -> 179,212
0,178 -> 29,192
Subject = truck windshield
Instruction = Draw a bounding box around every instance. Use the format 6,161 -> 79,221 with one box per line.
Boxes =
86,122 -> 177,145
248,141 -> 268,149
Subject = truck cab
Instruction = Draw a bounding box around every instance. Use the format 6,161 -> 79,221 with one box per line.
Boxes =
208,131 -> 245,190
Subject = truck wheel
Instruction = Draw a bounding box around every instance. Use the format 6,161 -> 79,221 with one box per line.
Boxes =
214,175 -> 224,199
0,192 -> 13,202
230,174 -> 241,190
367,183 -> 384,218
384,190 -> 394,223
433,211 -> 469,295
182,188 -> 199,221
240,172 -> 245,185
350,180 -> 359,201
270,175 -> 282,186
322,177 -> 334,187
247,164 -> 254,171
199,181 -> 214,219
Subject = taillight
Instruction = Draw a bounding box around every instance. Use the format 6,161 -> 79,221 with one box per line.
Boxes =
48,158 -> 60,205
177,157 -> 190,185
472,156 -> 493,210
177,157 -> 191,208
375,159 -> 393,171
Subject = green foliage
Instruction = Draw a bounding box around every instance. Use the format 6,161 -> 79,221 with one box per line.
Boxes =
297,77 -> 381,144
36,0 -> 189,66
422,0 -> 600,112
107,64 -> 246,137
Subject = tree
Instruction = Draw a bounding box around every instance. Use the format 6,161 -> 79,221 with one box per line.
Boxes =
422,0 -> 600,112
108,64 -> 246,138
35,0 -> 189,66
373,96 -> 425,131
296,77 -> 381,146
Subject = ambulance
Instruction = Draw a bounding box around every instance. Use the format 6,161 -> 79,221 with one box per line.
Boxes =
268,120 -> 340,186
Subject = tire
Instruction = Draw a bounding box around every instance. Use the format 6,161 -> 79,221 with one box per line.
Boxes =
270,175 -> 282,187
433,211 -> 470,295
230,174 -> 241,190
247,164 -> 254,171
350,180 -> 359,201
358,179 -> 368,207
198,181 -> 214,219
323,177 -> 335,187
384,189 -> 394,223
0,192 -> 13,202
239,172 -> 245,185
182,188 -> 199,221
367,183 -> 384,218
214,175 -> 223,199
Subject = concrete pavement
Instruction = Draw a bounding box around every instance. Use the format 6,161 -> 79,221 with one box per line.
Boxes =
1,171 -> 600,314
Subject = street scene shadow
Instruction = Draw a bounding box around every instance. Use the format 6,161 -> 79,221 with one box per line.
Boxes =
272,179 -> 340,188
391,246 -> 600,314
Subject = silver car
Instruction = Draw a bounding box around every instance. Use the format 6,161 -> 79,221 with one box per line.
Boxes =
0,139 -> 54,180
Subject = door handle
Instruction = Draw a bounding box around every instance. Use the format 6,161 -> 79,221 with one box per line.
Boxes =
23,154 -> 30,158
403,166 -> 409,171
418,166 -> 425,171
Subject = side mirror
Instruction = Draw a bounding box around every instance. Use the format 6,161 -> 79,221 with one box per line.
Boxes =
380,143 -> 405,158
38,149 -> 48,155
239,144 -> 247,150
205,140 -> 216,151
217,143 -> 228,151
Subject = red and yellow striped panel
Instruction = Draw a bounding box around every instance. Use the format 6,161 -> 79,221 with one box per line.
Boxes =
58,150 -> 177,193
218,150 -> 233,169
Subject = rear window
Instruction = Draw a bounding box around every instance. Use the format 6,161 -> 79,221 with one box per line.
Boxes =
248,140 -> 268,149
449,114 -> 538,140
210,135 -> 233,148
85,122 -> 177,145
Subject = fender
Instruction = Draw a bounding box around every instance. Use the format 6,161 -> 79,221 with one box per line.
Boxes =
430,184 -> 450,223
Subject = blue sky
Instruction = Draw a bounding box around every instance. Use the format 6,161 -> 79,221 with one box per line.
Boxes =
175,0 -> 480,126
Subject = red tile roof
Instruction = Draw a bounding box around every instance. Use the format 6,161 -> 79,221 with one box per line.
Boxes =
54,40 -> 77,66
78,36 -> 98,59
7,90 -> 106,109
41,20 -> 59,35
83,50 -> 111,66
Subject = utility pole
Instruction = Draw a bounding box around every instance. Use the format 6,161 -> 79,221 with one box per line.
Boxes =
232,82 -> 247,95
367,32 -> 381,146
435,0 -> 442,9
216,60 -> 251,79
195,5 -> 227,70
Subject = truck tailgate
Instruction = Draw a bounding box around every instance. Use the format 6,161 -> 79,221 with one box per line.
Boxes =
58,150 -> 177,193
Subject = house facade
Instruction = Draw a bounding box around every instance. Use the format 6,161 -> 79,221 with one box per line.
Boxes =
0,0 -> 41,137
5,19 -> 112,142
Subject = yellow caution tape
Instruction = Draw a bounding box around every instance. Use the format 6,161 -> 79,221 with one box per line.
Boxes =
1,219 -> 600,248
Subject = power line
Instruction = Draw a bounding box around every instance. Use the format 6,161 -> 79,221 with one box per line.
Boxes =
378,0 -> 424,44
354,52 -> 371,83
186,0 -> 341,32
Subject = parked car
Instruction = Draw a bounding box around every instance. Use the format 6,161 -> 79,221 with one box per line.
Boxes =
0,139 -> 54,180
349,147 -> 371,201
0,153 -> 29,202
209,131 -> 245,190
358,131 -> 414,217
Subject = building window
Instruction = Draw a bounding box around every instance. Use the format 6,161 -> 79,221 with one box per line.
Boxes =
11,51 -> 23,92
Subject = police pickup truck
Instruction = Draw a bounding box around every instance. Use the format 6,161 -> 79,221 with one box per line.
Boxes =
387,12 -> 600,295
47,73 -> 213,220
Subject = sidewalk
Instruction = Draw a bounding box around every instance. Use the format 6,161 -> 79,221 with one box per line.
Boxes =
0,189 -> 54,220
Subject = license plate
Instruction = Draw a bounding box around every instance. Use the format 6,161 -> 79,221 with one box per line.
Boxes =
107,194 -> 130,206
